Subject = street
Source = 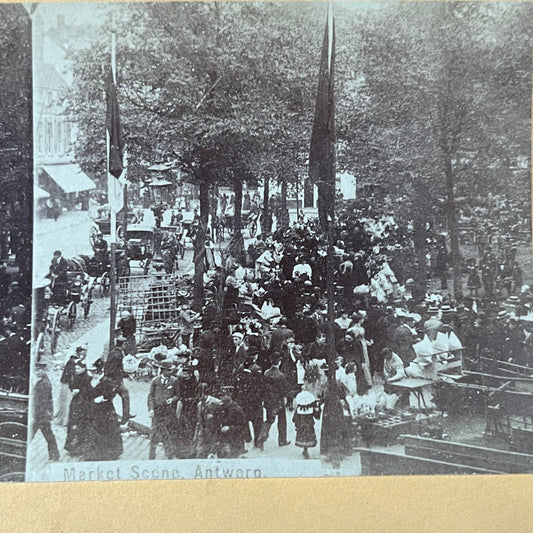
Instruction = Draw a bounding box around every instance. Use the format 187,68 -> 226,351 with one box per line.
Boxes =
34,209 -> 95,282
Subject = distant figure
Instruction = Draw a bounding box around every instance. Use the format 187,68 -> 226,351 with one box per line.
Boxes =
31,362 -> 60,462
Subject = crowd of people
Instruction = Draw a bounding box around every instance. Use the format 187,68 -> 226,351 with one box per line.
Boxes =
33,192 -> 533,464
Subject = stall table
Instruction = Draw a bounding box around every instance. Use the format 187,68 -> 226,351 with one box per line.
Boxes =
389,378 -> 435,410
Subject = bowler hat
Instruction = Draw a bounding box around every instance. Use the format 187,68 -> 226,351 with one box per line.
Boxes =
156,359 -> 174,370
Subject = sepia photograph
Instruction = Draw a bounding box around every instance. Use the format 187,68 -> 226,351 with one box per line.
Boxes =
26,0 -> 533,482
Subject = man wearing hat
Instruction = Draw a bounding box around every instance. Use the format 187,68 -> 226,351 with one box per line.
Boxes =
504,316 -> 526,365
213,394 -> 248,458
231,331 -> 248,374
393,312 -> 418,367
257,352 -> 290,448
148,359 -> 180,459
31,362 -> 60,462
423,306 -> 442,341
175,364 -> 199,459
53,344 -> 87,427
104,329 -> 134,424
117,308 -> 137,356
49,250 -> 68,303
233,348 -> 264,450
269,316 -> 295,354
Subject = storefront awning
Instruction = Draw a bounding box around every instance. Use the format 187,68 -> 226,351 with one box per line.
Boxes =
41,163 -> 96,194
149,178 -> 173,187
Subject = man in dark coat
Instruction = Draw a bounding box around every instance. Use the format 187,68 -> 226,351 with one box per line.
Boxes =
258,353 -> 290,448
304,330 -> 327,362
92,233 -> 108,263
504,317 -> 526,365
104,331 -> 133,423
291,304 -> 318,346
194,344 -> 216,392
214,396 -> 248,458
176,366 -> 199,459
147,359 -> 180,459
49,250 -> 68,302
117,309 -> 137,355
31,362 -> 59,461
233,349 -> 264,449
269,316 -> 294,354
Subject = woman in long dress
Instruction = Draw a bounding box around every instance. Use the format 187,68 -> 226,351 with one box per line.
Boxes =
81,362 -> 123,461
320,369 -> 351,467
64,361 -> 93,458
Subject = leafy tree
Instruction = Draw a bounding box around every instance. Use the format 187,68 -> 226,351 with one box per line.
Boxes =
68,1 -> 326,307
338,1 -> 532,297
0,4 -> 32,291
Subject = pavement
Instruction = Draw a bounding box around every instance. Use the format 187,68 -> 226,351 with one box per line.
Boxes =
34,209 -> 95,282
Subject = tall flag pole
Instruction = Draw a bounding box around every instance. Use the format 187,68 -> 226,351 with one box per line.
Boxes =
106,30 -> 123,349
309,1 -> 335,232
310,3 -> 344,468
309,3 -> 336,376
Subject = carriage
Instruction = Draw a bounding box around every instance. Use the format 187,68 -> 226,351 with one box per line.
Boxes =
124,224 -> 156,275
33,256 -> 93,355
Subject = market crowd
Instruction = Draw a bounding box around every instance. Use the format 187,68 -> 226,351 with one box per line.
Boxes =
32,194 -> 533,464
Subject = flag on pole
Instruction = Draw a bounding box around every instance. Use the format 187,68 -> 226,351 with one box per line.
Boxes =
106,62 -> 124,213
309,4 -> 335,231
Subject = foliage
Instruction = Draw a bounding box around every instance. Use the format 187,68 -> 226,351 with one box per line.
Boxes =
66,2 -> 533,302
0,4 -> 32,287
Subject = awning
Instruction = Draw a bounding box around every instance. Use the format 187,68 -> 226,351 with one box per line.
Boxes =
35,186 -> 50,200
41,163 -> 96,194
149,178 -> 173,187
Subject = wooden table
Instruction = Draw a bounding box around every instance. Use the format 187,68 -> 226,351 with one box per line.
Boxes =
389,378 -> 435,410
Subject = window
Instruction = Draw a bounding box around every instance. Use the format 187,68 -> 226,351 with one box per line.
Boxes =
55,121 -> 62,155
45,122 -> 52,154
37,121 -> 43,155
65,123 -> 72,153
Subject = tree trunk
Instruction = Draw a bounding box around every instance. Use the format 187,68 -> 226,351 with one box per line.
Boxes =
193,180 -> 209,312
412,191 -> 429,293
261,175 -> 272,235
279,175 -> 290,229
233,179 -> 243,237
229,179 -> 245,262
444,154 -> 463,300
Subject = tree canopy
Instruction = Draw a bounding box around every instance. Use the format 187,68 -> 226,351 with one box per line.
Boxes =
66,1 -> 532,301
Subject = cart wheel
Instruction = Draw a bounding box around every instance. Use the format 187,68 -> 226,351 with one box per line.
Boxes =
89,224 -> 99,248
50,311 -> 60,354
66,302 -> 77,330
249,219 -> 257,239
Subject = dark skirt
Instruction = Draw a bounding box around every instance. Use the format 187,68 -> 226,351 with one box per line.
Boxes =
82,401 -> 123,461
176,400 -> 197,459
293,412 -> 317,448
64,393 -> 92,457
320,388 -> 349,458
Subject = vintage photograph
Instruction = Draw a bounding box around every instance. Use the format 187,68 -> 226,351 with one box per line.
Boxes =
0,3 -> 33,482
27,1 -> 533,481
